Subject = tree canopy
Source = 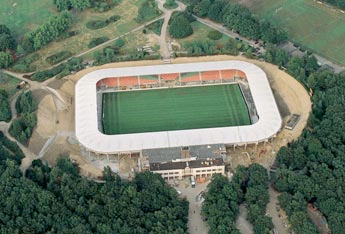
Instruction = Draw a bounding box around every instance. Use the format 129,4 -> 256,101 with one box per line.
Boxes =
202,164 -> 273,234
185,0 -> 287,44
0,151 -> 189,233
168,14 -> 193,38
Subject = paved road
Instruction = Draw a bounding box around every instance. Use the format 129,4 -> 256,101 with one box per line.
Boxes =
177,180 -> 209,234
236,204 -> 254,234
156,0 -> 186,59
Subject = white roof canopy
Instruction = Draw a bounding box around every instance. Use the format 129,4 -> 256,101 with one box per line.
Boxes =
75,61 -> 282,153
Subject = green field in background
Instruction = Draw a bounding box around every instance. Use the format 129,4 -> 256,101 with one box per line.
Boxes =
233,0 -> 345,65
0,0 -> 56,37
102,84 -> 250,134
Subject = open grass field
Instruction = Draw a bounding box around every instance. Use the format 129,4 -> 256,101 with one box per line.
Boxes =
102,84 -> 250,135
27,0 -> 154,70
177,21 -> 229,44
0,0 -> 56,37
234,0 -> 345,65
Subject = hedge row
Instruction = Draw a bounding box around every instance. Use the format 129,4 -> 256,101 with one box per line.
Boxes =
46,51 -> 73,65
86,15 -> 121,30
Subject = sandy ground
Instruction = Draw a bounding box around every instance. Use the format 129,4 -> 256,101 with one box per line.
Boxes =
30,54 -> 311,180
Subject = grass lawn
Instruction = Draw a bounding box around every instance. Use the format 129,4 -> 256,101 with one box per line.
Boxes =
80,30 -> 151,61
102,84 -> 250,135
28,0 -> 153,70
174,21 -> 230,50
0,0 -> 56,37
233,0 -> 345,65
0,73 -> 21,96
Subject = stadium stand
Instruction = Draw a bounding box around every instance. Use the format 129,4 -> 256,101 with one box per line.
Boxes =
236,70 -> 247,79
98,78 -> 119,87
201,70 -> 221,81
119,76 -> 139,87
180,72 -> 201,82
160,73 -> 179,81
220,69 -> 247,80
220,69 -> 237,79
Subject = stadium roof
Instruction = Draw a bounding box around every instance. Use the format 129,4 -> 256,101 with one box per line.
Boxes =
75,61 -> 282,154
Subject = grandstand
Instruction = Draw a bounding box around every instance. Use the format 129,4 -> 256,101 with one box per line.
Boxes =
75,61 -> 282,155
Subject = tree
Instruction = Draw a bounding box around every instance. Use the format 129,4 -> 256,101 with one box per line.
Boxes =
70,0 -> 90,10
0,90 -> 11,122
0,51 -> 13,68
169,16 -> 193,38
0,33 -> 16,51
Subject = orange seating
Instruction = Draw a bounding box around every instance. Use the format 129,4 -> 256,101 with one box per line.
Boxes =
160,73 -> 179,81
201,70 -> 220,81
220,69 -> 247,79
220,70 -> 236,79
140,78 -> 159,85
100,78 -> 118,87
119,76 -> 139,86
236,70 -> 247,79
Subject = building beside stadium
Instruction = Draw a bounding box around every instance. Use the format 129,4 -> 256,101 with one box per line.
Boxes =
75,60 -> 282,179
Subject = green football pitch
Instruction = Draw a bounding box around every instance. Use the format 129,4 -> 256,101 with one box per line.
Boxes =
102,84 -> 251,134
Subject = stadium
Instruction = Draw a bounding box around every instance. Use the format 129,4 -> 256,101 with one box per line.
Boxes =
75,60 -> 282,176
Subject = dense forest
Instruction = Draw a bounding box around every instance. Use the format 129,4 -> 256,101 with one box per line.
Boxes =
273,68 -> 345,233
262,35 -> 345,233
202,164 -> 272,234
0,133 -> 189,233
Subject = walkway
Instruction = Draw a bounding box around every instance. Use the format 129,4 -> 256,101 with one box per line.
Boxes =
156,0 -> 186,60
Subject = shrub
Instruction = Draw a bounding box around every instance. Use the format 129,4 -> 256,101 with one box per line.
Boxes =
114,38 -> 125,48
88,37 -> 109,48
136,0 -> 161,23
46,51 -> 73,65
164,0 -> 178,9
86,20 -> 108,30
31,64 -> 66,82
207,30 -> 222,40
86,15 -> 120,30
11,53 -> 39,72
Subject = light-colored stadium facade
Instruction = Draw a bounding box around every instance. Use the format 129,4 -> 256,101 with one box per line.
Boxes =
75,61 -> 282,156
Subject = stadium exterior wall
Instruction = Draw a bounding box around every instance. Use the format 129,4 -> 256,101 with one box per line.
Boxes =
75,61 -> 282,154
